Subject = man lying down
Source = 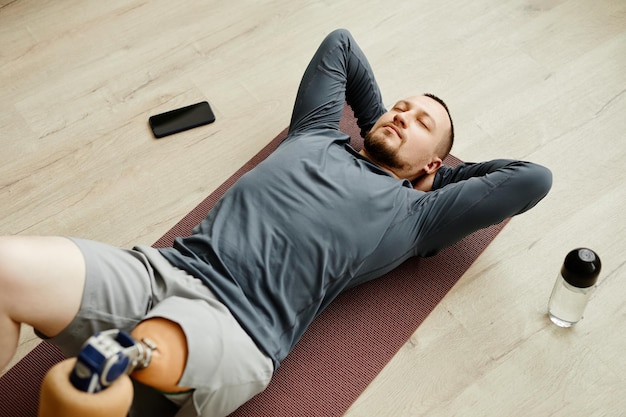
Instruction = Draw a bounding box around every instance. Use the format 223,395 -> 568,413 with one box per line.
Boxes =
0,29 -> 551,417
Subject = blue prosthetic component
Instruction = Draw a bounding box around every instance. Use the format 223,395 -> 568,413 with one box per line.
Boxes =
70,329 -> 154,393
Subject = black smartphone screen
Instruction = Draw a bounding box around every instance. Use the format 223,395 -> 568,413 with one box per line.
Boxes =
149,101 -> 216,138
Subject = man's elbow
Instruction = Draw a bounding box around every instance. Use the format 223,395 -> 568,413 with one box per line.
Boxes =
519,162 -> 553,211
530,163 -> 552,198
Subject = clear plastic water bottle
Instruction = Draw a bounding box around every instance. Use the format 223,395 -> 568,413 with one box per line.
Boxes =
548,248 -> 601,327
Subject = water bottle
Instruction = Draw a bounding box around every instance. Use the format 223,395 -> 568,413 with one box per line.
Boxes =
548,248 -> 601,327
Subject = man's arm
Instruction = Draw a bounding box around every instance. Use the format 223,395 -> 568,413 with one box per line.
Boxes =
288,29 -> 386,138
413,159 -> 552,256
432,159 -> 532,189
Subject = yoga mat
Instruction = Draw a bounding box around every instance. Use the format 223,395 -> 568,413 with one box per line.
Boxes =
0,342 -> 63,417
0,105 -> 507,417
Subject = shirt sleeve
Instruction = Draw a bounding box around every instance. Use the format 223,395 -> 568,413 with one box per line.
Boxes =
288,29 -> 386,138
413,159 -> 553,257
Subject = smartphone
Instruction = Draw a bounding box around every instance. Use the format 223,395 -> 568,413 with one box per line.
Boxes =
149,101 -> 216,138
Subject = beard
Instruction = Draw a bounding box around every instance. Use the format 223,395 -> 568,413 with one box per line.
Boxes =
363,129 -> 409,172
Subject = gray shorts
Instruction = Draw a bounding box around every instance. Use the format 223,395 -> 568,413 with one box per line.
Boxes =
43,238 -> 273,417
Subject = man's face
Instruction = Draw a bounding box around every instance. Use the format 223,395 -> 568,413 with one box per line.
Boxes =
361,95 -> 451,181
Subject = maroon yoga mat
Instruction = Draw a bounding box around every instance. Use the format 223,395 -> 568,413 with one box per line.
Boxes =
0,105 -> 507,417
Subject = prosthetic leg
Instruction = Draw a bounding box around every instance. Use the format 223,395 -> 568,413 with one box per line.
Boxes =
38,318 -> 189,417
38,358 -> 134,417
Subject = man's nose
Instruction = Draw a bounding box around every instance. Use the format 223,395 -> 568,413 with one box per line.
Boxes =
393,112 -> 407,128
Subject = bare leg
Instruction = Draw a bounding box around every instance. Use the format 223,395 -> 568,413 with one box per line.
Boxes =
130,318 -> 190,393
0,313 -> 20,373
0,236 -> 85,370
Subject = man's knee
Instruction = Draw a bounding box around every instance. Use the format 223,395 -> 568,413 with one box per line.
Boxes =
0,237 -> 31,312
0,236 -> 85,336
0,236 -> 23,281
130,317 -> 191,393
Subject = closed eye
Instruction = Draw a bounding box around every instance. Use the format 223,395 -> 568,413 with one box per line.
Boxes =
393,99 -> 438,131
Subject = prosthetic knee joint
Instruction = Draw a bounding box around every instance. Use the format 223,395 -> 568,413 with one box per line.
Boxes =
70,329 -> 156,393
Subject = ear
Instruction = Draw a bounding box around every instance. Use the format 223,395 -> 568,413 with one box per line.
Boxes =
424,157 -> 442,175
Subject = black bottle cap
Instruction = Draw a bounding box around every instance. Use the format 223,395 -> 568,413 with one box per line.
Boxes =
561,248 -> 601,288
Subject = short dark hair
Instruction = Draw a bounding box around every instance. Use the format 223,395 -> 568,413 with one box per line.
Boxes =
423,93 -> 454,158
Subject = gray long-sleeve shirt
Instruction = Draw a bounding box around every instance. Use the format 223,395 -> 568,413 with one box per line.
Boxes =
159,30 -> 552,369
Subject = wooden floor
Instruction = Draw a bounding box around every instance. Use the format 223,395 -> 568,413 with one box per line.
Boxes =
1,0 -> 625,415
